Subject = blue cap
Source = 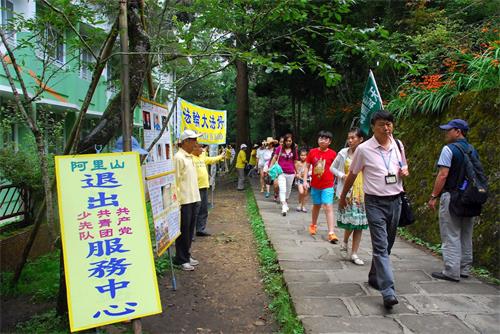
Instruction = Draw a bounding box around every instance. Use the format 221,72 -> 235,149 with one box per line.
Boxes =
112,136 -> 149,155
439,119 -> 469,131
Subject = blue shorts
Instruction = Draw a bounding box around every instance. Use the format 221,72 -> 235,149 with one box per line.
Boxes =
310,187 -> 334,205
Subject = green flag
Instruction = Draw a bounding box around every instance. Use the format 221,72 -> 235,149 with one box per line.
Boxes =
359,70 -> 383,136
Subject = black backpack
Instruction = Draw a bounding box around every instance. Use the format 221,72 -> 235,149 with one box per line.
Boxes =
448,142 -> 488,217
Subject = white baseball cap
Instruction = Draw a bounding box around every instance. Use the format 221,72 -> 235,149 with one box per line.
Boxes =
180,129 -> 202,141
240,144 -> 247,149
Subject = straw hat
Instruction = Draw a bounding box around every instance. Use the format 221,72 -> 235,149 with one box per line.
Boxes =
265,137 -> 278,145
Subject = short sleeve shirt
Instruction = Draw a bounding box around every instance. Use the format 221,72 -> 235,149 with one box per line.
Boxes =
349,136 -> 405,196
274,146 -> 298,174
306,148 -> 337,189
437,146 -> 453,167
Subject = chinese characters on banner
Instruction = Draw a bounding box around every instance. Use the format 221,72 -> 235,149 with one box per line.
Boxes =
178,98 -> 227,145
54,153 -> 161,332
141,98 -> 181,256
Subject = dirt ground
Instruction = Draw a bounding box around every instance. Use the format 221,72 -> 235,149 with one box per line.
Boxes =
141,176 -> 277,333
0,176 -> 277,334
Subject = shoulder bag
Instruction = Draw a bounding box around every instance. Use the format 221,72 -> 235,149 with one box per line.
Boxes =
268,147 -> 283,181
394,139 -> 415,227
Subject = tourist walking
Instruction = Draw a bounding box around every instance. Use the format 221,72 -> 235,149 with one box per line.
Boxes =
236,144 -> 248,190
428,119 -> 483,282
302,130 -> 338,243
331,128 -> 368,265
295,148 -> 310,213
259,137 -> 277,197
269,133 -> 299,216
339,111 -> 409,308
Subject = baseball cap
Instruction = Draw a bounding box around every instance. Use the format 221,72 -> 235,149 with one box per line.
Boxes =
113,136 -> 148,155
180,129 -> 202,141
439,119 -> 469,131
240,143 -> 247,149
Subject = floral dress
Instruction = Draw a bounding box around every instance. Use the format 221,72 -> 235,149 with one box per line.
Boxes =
337,156 -> 368,230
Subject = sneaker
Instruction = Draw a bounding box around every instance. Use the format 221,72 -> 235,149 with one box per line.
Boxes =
296,206 -> 302,212
265,192 -> 270,198
351,254 -> 364,265
328,232 -> 339,244
301,207 -> 308,213
189,257 -> 199,266
340,242 -> 348,259
181,263 -> 195,271
309,224 -> 317,235
281,204 -> 288,216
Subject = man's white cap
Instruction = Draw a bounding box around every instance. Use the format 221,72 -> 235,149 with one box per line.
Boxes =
180,129 -> 202,141
240,143 -> 247,149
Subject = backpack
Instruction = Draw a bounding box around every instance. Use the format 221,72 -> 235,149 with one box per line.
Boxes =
448,142 -> 488,217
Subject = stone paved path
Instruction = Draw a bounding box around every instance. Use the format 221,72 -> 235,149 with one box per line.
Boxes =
251,180 -> 499,334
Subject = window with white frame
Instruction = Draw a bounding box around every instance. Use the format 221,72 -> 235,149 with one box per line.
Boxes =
0,0 -> 15,44
45,24 -> 64,64
80,48 -> 94,80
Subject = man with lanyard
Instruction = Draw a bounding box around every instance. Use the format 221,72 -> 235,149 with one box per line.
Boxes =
428,119 -> 477,282
339,110 -> 409,308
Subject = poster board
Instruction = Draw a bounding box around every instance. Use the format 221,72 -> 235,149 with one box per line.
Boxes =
54,152 -> 162,332
141,97 -> 181,256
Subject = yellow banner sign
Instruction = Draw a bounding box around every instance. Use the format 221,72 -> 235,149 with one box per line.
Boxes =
179,98 -> 226,145
55,152 -> 162,332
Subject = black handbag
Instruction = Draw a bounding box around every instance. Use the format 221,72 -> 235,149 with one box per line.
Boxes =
399,191 -> 415,227
394,139 -> 415,227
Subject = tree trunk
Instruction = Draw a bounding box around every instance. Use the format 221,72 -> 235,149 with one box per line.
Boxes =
235,58 -> 250,148
270,100 -> 276,138
77,0 -> 150,153
291,95 -> 296,139
297,98 -> 302,144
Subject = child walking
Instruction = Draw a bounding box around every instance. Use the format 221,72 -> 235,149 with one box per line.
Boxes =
295,148 -> 310,212
330,128 -> 367,265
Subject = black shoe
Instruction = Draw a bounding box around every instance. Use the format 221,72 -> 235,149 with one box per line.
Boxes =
460,274 -> 469,278
383,295 -> 399,309
196,231 -> 212,237
432,272 -> 459,282
368,280 -> 379,290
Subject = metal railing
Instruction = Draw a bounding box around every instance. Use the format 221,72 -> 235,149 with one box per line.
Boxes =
0,184 -> 31,231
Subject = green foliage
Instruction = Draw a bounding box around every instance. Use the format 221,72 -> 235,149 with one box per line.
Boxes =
0,147 -> 46,196
0,251 -> 60,301
245,188 -> 304,334
15,310 -> 68,334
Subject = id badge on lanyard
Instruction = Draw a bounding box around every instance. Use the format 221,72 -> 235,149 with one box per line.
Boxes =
379,148 -> 397,185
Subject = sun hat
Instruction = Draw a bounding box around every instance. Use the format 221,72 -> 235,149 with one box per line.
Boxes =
240,143 -> 247,149
180,129 -> 202,141
265,137 -> 278,145
113,136 -> 148,155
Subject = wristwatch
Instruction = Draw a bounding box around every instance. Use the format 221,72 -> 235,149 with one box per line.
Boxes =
430,194 -> 439,200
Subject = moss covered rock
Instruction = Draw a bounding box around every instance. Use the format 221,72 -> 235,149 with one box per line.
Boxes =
397,88 -> 499,277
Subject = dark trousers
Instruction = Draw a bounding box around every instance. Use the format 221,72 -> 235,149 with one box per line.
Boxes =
174,201 -> 200,264
364,194 -> 401,298
196,188 -> 209,233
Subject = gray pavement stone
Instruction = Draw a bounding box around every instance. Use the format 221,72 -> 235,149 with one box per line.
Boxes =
393,270 -> 432,294
352,296 -> 417,315
288,282 -> 366,298
301,316 -> 403,333
294,297 -> 350,316
475,295 -> 500,312
283,270 -> 331,283
398,314 -> 476,334
463,314 -> 500,334
418,282 -> 499,295
280,260 -> 344,270
405,295 -> 492,313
